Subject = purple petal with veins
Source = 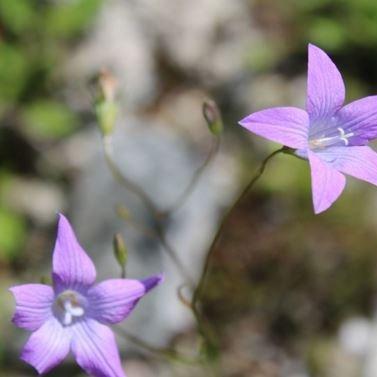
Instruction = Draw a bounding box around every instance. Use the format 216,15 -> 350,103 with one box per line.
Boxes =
239,43 -> 377,213
10,214 -> 163,377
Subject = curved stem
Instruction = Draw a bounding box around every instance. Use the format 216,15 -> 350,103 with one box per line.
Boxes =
102,137 -> 194,285
116,204 -> 160,240
116,204 -> 195,286
191,146 -> 286,344
114,327 -> 201,365
163,137 -> 220,214
155,220 -> 196,286
103,136 -> 159,216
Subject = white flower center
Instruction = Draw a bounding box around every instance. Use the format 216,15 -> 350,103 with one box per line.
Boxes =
54,290 -> 86,326
309,127 -> 354,150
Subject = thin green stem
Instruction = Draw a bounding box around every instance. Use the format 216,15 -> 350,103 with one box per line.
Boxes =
102,138 -> 194,285
103,136 -> 159,216
120,265 -> 126,279
114,327 -> 201,365
191,146 -> 286,347
116,205 -> 160,240
163,137 -> 220,214
116,204 -> 195,286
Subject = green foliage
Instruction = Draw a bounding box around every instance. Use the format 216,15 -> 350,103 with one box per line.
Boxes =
45,0 -> 102,38
0,43 -> 29,105
0,0 -> 102,260
0,0 -> 102,115
23,100 -> 78,140
0,208 -> 26,261
287,0 -> 377,51
307,18 -> 346,51
0,0 -> 36,35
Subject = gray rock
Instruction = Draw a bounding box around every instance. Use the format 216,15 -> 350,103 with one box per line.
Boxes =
69,114 -> 238,348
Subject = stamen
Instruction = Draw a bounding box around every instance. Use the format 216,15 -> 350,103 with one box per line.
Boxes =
309,127 -> 354,149
63,311 -> 72,326
54,290 -> 86,326
337,127 -> 354,146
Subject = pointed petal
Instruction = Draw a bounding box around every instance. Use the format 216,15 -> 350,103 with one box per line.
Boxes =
141,274 -> 164,292
335,96 -> 377,143
316,146 -> 377,186
53,214 -> 96,293
239,107 -> 309,149
307,44 -> 345,122
9,284 -> 54,331
308,150 -> 346,214
21,318 -> 71,375
71,319 -> 126,377
88,275 -> 163,324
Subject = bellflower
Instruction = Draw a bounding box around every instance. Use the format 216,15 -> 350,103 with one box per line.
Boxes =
239,44 -> 377,213
10,214 -> 163,377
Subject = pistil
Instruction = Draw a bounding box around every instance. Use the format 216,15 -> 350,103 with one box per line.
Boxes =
309,127 -> 354,150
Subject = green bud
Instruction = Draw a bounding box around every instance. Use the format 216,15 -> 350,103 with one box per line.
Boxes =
95,101 -> 117,136
202,100 -> 223,136
95,69 -> 118,136
113,233 -> 128,278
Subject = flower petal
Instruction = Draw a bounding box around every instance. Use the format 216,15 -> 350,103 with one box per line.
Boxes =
9,284 -> 54,331
308,150 -> 346,214
21,317 -> 71,375
307,44 -> 345,122
71,319 -> 126,377
316,146 -> 377,186
53,214 -> 96,293
335,96 -> 377,144
239,107 -> 309,149
88,275 -> 163,324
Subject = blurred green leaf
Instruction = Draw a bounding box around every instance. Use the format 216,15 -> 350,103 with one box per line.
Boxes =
44,0 -> 102,38
0,208 -> 26,261
245,41 -> 282,72
23,100 -> 79,140
0,43 -> 29,103
289,0 -> 332,12
0,0 -> 36,35
308,18 -> 346,51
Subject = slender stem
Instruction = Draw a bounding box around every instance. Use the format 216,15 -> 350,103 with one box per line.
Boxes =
154,221 -> 195,286
177,284 -> 193,308
163,137 -> 220,214
114,327 -> 201,365
120,266 -> 126,279
191,146 -> 286,342
102,138 -> 194,285
102,136 -> 159,216
116,205 -> 195,286
116,205 -> 160,240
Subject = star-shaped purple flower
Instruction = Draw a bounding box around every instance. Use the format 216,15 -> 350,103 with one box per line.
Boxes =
239,44 -> 377,213
10,214 -> 163,377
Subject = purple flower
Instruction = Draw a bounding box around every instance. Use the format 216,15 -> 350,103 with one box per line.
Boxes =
239,44 -> 377,214
10,214 -> 163,377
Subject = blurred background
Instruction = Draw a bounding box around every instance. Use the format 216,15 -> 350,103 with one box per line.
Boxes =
2,0 -> 377,376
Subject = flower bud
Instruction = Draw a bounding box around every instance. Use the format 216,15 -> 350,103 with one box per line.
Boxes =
113,233 -> 128,277
95,69 -> 118,136
202,99 -> 223,136
98,68 -> 117,103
